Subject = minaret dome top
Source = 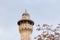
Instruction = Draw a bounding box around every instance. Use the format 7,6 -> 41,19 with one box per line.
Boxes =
22,10 -> 30,17
22,10 -> 30,20
17,10 -> 34,25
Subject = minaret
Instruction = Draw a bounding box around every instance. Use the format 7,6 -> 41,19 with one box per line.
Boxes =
17,10 -> 34,40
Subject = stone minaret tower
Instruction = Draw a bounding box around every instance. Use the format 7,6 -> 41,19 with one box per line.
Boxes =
17,10 -> 34,40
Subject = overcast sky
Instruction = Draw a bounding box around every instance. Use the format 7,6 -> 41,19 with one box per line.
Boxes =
0,0 -> 60,40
